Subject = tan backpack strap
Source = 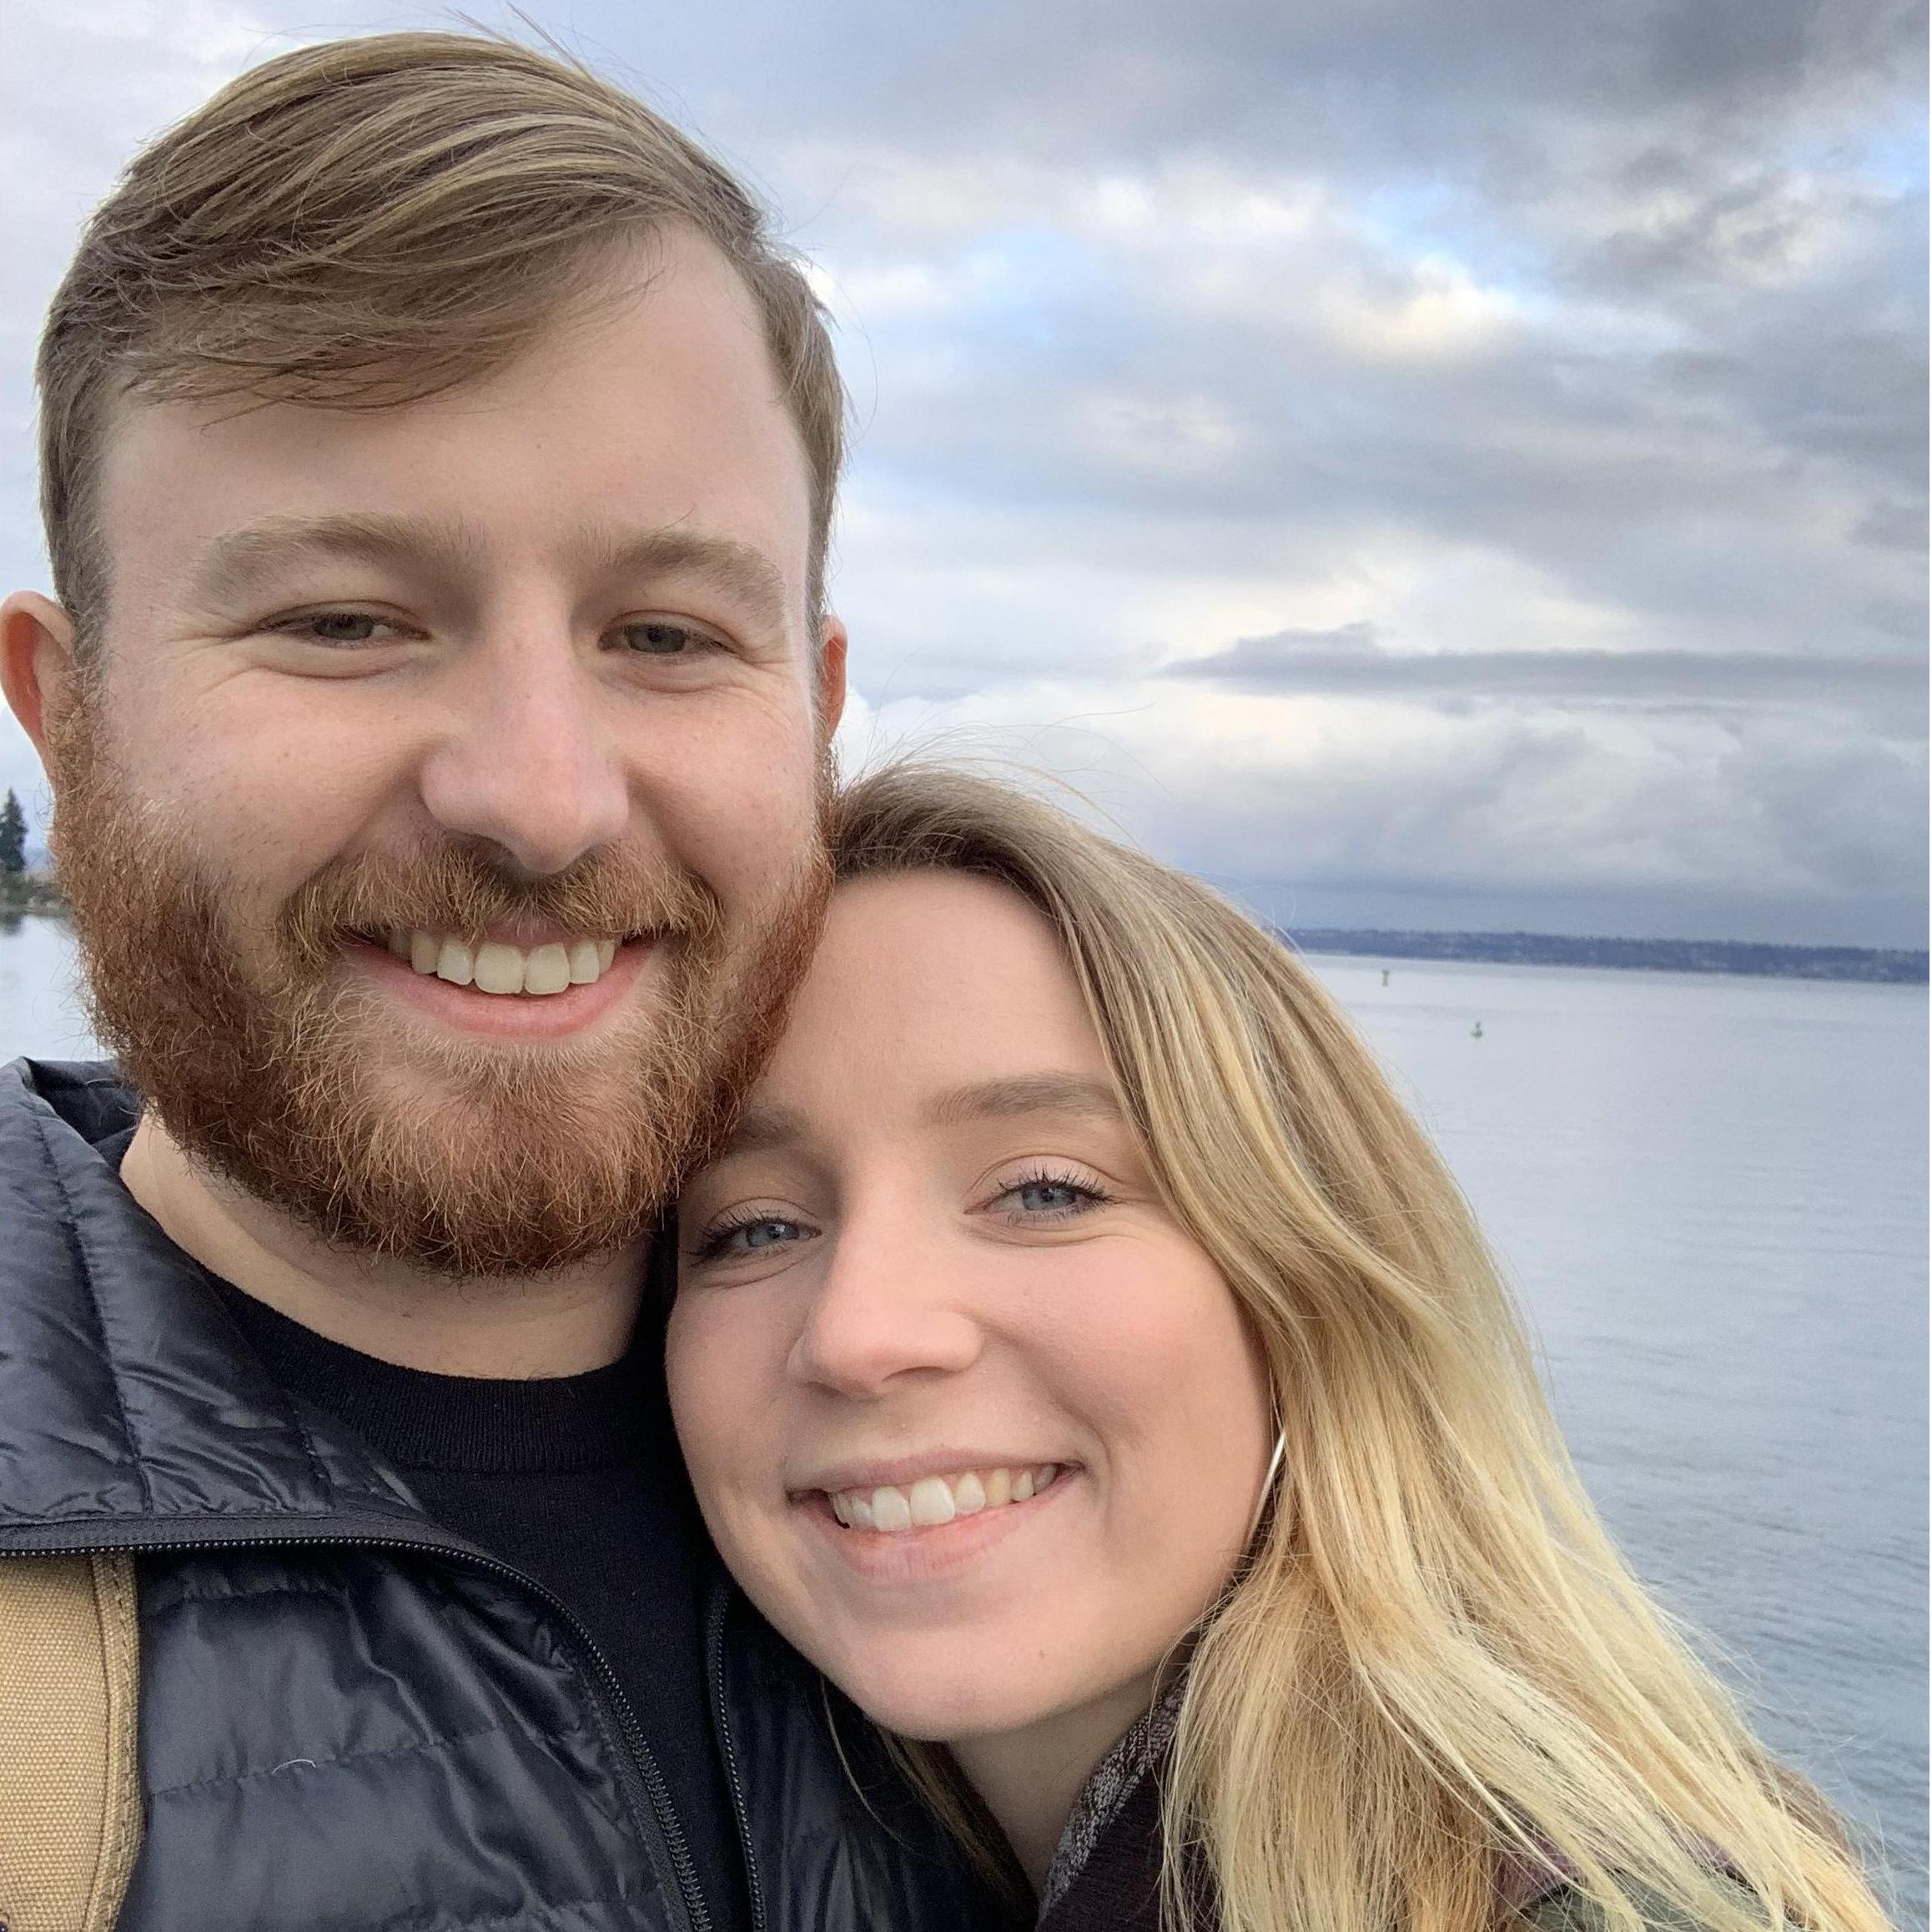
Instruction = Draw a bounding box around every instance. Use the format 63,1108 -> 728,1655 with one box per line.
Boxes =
0,1553 -> 143,1932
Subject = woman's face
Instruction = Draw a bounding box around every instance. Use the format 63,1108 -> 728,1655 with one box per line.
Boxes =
667,870 -> 1275,1747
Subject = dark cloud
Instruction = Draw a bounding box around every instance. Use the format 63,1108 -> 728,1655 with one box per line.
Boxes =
581,0 -> 1918,180
1160,634 -> 1927,722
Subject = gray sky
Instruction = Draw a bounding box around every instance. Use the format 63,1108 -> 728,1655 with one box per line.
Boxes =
0,0 -> 1923,943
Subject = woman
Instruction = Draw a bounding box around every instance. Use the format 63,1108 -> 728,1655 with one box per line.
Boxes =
667,763 -> 1890,1932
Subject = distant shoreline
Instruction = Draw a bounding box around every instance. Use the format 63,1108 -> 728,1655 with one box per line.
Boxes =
5,877 -> 1924,984
1288,928 -> 1929,984
0,873 -> 66,919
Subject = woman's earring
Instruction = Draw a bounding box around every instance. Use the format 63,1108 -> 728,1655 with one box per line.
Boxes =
1245,1427 -> 1288,1547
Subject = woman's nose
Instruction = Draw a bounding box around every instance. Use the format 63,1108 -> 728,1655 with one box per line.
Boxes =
787,1232 -> 984,1399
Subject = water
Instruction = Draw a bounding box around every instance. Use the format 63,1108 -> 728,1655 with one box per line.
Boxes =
0,914 -> 98,1064
1308,954 -> 1927,1928
3,918 -> 1924,1922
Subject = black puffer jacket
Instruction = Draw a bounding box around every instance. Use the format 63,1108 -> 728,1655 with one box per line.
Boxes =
0,1058 -> 996,1932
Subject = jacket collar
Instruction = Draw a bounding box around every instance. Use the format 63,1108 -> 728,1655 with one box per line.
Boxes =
0,1057 -> 435,1554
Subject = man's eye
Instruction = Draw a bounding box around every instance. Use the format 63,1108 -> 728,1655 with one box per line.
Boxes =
278,611 -> 398,646
613,620 -> 717,657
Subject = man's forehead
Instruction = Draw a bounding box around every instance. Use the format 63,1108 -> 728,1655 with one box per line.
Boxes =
87,257 -> 817,626
95,229 -> 802,479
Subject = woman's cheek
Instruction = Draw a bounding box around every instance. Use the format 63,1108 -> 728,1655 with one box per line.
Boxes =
672,1295 -> 792,1557
666,1300 -> 740,1498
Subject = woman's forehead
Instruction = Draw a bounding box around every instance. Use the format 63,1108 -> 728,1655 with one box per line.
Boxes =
752,871 -> 1108,1114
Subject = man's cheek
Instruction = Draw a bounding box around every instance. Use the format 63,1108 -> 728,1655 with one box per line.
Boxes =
198,751 -> 380,881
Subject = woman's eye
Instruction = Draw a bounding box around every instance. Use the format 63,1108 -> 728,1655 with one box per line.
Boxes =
612,619 -> 717,658
697,1215 -> 813,1263
992,1172 -> 1109,1222
1015,1180 -> 1086,1214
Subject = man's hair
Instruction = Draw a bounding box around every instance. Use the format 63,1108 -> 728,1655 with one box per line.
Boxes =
38,31 -> 845,641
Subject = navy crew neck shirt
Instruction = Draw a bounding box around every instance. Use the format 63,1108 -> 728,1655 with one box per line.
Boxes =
199,1267 -> 748,1932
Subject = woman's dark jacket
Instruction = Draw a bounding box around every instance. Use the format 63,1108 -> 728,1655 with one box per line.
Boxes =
0,1058 -> 994,1932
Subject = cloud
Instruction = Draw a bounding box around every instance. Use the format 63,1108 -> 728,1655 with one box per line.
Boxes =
0,0 -> 1920,942
841,671 -> 1929,942
1160,632 -> 1928,723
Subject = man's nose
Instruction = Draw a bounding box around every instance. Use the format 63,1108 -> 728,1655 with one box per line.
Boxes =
417,627 -> 631,877
788,1220 -> 984,1399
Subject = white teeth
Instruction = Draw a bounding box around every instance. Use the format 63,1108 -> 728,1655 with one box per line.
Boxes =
473,941 -> 525,995
908,1477 -> 956,1527
828,1465 -> 1061,1535
523,943 -> 571,996
869,1487 -> 913,1532
392,930 -> 620,997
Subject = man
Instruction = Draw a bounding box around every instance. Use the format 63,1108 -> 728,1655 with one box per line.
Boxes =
0,33 -> 989,1932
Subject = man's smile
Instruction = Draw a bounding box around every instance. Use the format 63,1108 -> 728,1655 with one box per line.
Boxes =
380,925 -> 622,996
349,928 -> 660,1039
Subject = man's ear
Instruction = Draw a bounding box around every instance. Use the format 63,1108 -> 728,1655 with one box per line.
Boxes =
815,612 -> 848,738
0,592 -> 79,762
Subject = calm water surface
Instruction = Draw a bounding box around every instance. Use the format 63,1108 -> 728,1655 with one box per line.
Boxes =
3,917 -> 1924,1921
1312,953 -> 1927,1928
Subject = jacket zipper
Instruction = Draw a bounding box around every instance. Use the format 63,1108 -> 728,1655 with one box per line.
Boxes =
13,1527 -> 712,1932
704,1584 -> 766,1932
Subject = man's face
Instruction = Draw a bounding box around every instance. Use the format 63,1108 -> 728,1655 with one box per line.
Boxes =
37,230 -> 843,1275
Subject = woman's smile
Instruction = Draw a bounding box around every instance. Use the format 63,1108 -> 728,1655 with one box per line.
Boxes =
794,1460 -> 1080,1585
815,1458 -> 1069,1532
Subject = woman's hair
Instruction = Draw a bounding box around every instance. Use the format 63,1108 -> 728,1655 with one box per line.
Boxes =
828,760 -> 1891,1932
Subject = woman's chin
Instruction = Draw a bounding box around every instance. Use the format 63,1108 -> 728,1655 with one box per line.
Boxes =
821,1655 -> 1059,1747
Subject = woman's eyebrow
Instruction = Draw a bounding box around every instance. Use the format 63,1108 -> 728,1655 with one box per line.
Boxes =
721,1101 -> 812,1154
717,1075 -> 1122,1155
921,1074 -> 1123,1129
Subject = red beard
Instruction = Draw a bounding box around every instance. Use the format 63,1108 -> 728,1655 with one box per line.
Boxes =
47,702 -> 829,1278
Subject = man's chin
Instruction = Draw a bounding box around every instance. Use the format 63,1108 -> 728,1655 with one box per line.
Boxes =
340,998 -> 661,1105
340,1034 -> 683,1168
121,933 -> 776,1277
205,1014 -> 706,1278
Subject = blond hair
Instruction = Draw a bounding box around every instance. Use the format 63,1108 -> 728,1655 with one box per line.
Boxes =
38,31 -> 843,638
829,761 -> 1891,1932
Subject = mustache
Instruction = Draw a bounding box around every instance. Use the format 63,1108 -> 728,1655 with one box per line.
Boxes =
278,839 -> 722,974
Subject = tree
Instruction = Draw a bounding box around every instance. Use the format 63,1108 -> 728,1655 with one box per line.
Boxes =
0,789 -> 26,878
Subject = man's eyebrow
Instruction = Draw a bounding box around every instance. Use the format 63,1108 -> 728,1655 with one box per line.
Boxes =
567,524 -> 792,633
922,1074 -> 1124,1130
186,515 -> 794,634
187,512 -> 489,605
